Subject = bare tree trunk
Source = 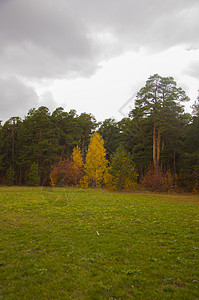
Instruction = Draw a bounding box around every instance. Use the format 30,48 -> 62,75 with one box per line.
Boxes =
153,123 -> 156,168
173,150 -> 176,174
162,139 -> 164,151
11,121 -> 15,169
81,128 -> 88,154
157,126 -> 161,167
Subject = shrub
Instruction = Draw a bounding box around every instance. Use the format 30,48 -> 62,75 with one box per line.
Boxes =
141,165 -> 173,192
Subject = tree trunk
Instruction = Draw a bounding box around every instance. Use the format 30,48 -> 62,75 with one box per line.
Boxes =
162,139 -> 164,151
157,126 -> 161,167
11,122 -> 15,169
153,123 -> 156,168
173,150 -> 176,174
81,128 -> 88,154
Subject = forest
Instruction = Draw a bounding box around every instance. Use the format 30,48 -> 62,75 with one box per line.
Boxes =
0,74 -> 199,192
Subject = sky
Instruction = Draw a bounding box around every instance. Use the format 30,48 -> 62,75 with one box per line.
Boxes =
0,0 -> 199,123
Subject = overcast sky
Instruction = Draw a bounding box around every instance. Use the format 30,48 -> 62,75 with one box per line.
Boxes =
0,0 -> 199,123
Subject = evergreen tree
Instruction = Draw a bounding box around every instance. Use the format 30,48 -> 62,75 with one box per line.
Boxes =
105,145 -> 137,190
98,118 -> 122,160
78,113 -> 97,154
2,117 -> 22,184
180,91 -> 199,191
192,90 -> 199,117
20,107 -> 60,185
6,166 -> 15,186
131,74 -> 190,174
28,163 -> 39,186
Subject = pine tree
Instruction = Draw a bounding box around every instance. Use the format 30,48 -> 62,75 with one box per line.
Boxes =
28,163 -> 39,186
105,145 -> 137,190
6,166 -> 15,186
131,74 -> 190,172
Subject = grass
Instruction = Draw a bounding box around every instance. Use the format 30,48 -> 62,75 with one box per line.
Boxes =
0,187 -> 199,299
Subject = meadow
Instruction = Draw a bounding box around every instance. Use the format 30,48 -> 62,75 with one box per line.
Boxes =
0,187 -> 199,299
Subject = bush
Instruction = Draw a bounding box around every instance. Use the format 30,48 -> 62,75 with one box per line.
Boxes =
50,157 -> 84,187
141,165 -> 173,192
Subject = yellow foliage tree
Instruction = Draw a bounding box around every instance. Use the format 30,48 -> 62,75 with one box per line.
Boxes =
81,132 -> 108,187
71,146 -> 84,185
71,146 -> 83,169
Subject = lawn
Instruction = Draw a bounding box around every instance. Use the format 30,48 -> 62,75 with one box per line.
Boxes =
0,187 -> 199,299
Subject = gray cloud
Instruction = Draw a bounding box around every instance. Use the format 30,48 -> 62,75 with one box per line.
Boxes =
186,61 -> 199,79
39,91 -> 58,112
0,77 -> 39,122
0,0 -> 198,79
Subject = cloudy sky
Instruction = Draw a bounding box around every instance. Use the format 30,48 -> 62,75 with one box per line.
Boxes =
0,0 -> 199,123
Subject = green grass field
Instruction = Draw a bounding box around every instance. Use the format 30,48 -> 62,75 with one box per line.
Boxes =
0,187 -> 199,299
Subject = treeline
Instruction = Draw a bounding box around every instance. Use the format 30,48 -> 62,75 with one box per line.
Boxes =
0,74 -> 198,192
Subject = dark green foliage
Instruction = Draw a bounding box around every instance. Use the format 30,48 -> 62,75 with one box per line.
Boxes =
27,163 -> 39,186
0,106 -> 97,186
180,110 -> 199,191
191,91 -> 199,117
6,166 -> 15,186
107,145 -> 137,190
98,118 -> 122,160
0,77 -> 197,191
130,74 -> 190,178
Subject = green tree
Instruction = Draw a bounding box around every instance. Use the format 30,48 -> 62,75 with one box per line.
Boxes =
2,117 -> 22,184
19,107 -> 60,185
6,166 -> 15,186
180,91 -> 199,191
131,74 -> 190,174
0,122 -> 4,178
98,118 -> 122,161
28,163 -> 39,186
192,90 -> 199,117
78,113 -> 97,154
105,145 -> 137,190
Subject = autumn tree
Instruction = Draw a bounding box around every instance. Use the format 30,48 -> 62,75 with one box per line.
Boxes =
82,132 -> 108,187
50,157 -> 75,187
71,145 -> 84,184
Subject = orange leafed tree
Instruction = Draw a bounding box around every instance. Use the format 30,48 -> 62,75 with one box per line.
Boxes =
50,157 -> 75,186
50,146 -> 84,187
